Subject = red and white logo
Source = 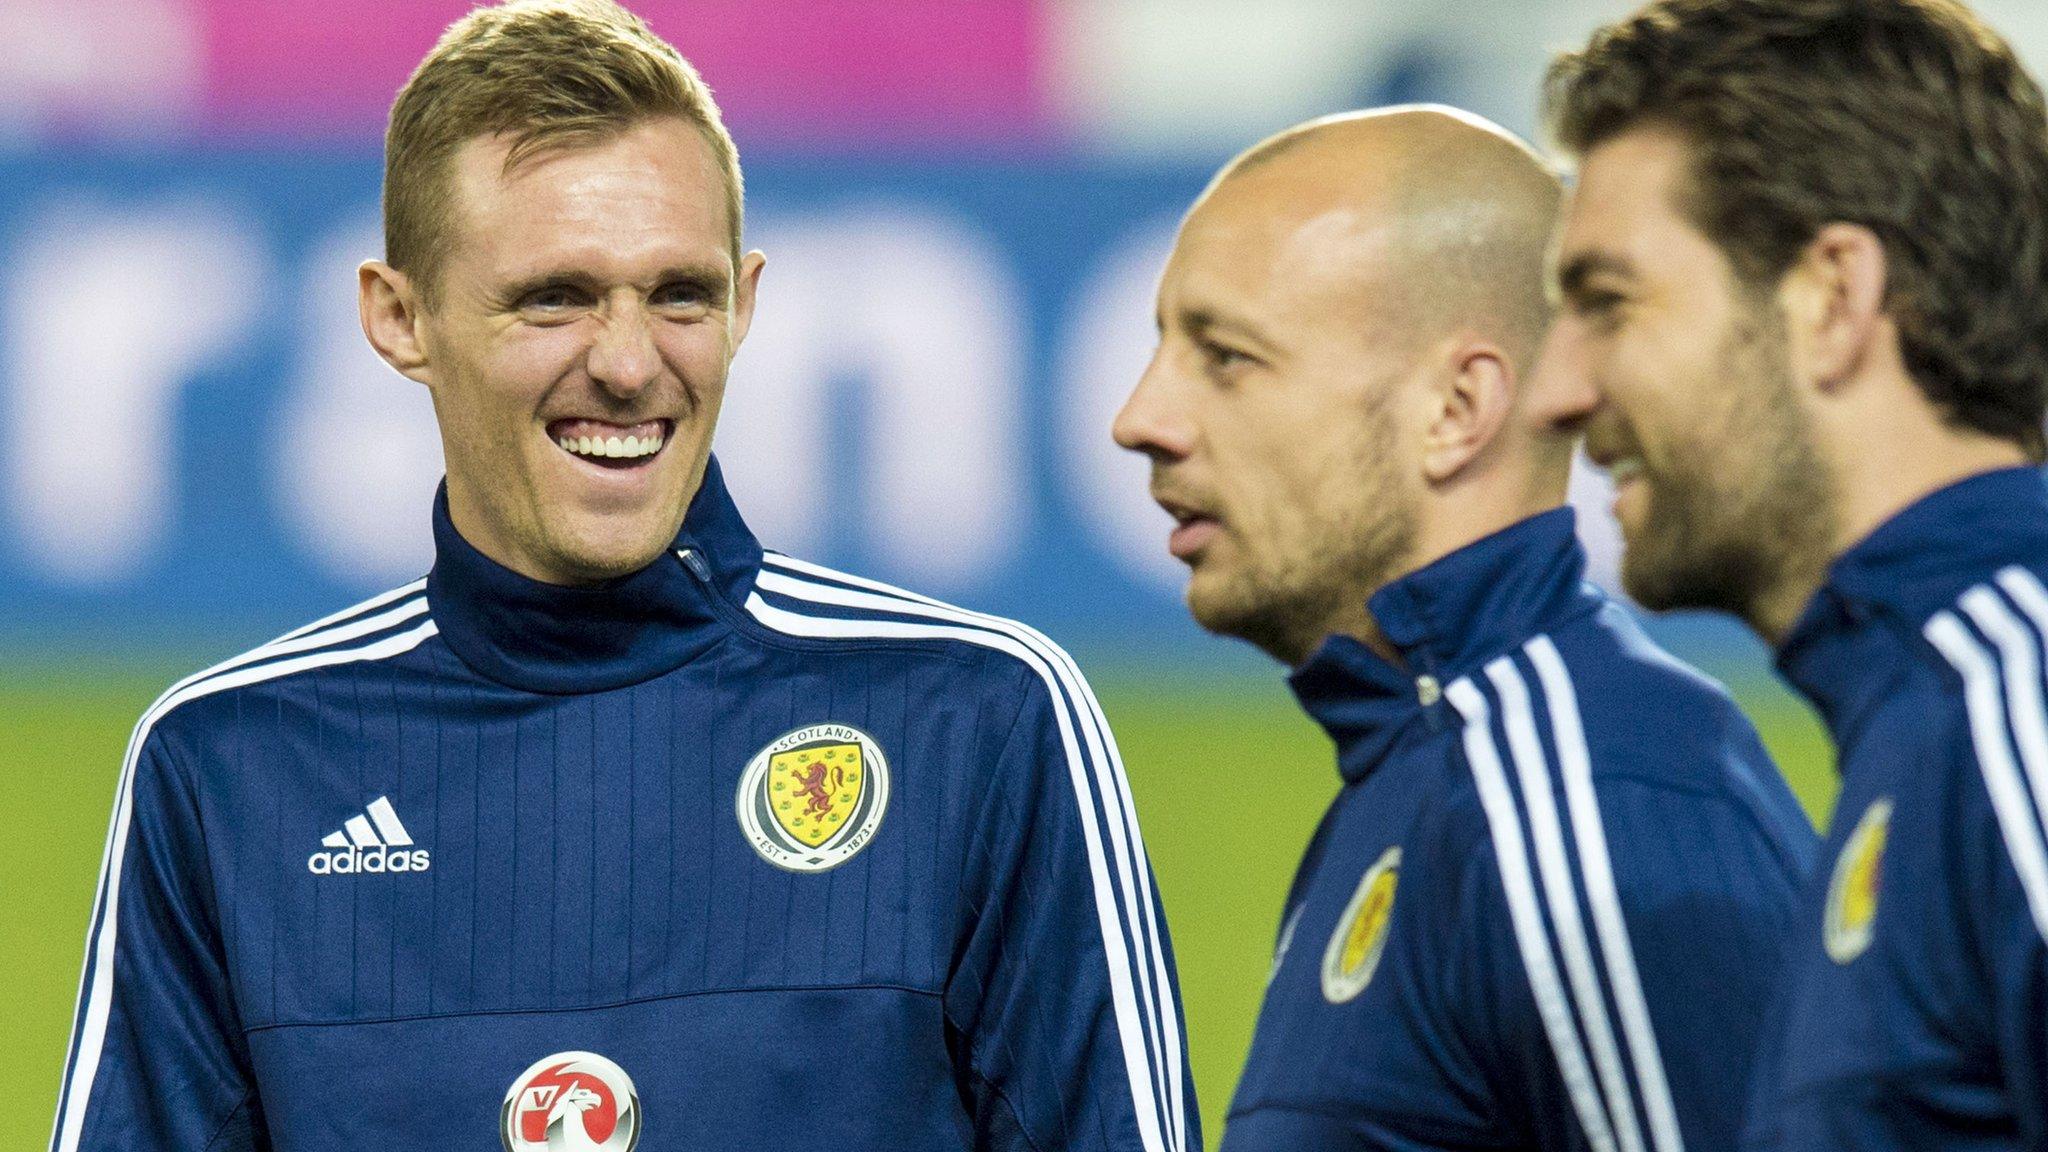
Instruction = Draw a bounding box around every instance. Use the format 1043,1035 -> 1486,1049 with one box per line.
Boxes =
500,1051 -> 640,1152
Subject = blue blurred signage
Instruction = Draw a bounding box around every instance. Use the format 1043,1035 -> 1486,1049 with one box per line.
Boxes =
0,149 -> 1649,660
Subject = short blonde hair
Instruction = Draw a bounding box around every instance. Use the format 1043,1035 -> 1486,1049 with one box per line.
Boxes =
383,0 -> 743,305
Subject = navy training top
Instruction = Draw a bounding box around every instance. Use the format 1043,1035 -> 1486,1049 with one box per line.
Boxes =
1746,466 -> 2048,1150
1222,507 -> 1817,1152
48,457 -> 1199,1152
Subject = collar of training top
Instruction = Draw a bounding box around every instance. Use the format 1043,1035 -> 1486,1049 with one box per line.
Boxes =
1778,464 -> 2048,733
425,454 -> 764,694
1288,505 -> 1600,784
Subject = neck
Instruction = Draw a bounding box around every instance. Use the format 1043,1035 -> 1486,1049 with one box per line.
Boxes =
1750,406 -> 2030,643
1296,603 -> 1397,668
1309,473 -> 1561,668
444,478 -> 586,587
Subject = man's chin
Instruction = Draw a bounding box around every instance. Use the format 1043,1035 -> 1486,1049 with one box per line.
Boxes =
537,518 -> 682,585
1619,542 -> 1755,619
1186,575 -> 1308,662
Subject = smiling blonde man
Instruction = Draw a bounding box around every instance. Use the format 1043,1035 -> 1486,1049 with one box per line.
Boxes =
47,4 -> 1195,1150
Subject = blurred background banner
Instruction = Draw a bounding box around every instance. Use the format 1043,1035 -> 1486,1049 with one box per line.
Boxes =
0,150 -> 1225,647
0,0 -> 1671,657
11,0 -> 2048,1144
5,0 -> 2046,659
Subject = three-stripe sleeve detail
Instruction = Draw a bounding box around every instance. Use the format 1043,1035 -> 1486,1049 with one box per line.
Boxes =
1445,637 -> 1685,1152
1526,638 -> 1684,1152
745,553 -> 1188,1152
50,588 -> 437,1152
1445,676 -> 1617,1152
1925,566 -> 2048,944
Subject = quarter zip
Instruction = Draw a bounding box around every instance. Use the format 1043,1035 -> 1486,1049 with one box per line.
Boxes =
675,545 -> 755,635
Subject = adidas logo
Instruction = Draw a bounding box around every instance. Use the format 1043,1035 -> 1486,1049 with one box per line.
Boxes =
307,796 -> 431,875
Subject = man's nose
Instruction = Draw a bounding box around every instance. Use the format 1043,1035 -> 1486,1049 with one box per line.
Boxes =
585,296 -> 662,398
1113,353 -> 1196,461
1523,319 -> 1601,433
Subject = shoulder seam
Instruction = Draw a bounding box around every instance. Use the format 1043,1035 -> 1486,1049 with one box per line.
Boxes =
155,581 -> 433,723
755,552 -> 1068,659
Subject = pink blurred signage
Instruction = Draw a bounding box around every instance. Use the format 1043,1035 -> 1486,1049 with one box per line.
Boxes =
197,0 -> 1055,145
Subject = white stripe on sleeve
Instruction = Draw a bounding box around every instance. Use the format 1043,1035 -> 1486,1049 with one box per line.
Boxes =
743,585 -> 1178,1152
1446,675 -> 1619,1152
758,554 -> 1188,1150
1928,602 -> 2048,943
760,550 -> 1188,1148
51,617 -> 439,1152
1485,655 -> 1648,1152
1526,636 -> 1685,1152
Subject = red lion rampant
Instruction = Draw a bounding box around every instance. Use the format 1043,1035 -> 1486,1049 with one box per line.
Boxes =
790,760 -> 845,818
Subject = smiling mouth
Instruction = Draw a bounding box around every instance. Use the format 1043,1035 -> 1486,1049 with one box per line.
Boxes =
548,418 -> 673,470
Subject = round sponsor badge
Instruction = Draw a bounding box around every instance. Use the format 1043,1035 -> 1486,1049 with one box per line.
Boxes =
501,1051 -> 640,1152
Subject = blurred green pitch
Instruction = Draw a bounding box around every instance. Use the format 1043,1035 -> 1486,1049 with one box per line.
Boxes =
2,662 -> 1835,1147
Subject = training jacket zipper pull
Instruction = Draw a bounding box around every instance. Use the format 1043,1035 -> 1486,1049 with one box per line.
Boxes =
676,547 -> 712,583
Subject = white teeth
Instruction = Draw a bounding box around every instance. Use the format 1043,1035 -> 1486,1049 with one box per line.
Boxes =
1609,458 -> 1645,484
558,429 -> 665,459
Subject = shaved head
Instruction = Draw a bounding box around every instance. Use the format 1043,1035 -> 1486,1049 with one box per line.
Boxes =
1115,105 -> 1572,665
1207,105 -> 1563,375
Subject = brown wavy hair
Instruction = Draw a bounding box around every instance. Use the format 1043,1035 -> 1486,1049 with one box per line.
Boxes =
1547,0 -> 2048,458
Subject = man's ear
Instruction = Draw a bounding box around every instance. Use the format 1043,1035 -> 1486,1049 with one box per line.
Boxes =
727,249 -> 767,353
359,260 -> 435,387
1781,222 -> 1889,394
1421,339 -> 1514,484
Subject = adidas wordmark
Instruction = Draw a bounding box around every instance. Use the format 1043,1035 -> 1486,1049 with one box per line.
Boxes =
307,796 -> 431,875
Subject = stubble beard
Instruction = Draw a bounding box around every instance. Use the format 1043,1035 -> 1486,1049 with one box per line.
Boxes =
1619,302 -> 1836,637
1190,413 -> 1417,666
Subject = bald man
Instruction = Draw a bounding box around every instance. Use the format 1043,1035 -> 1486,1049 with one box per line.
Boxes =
1113,106 -> 1817,1152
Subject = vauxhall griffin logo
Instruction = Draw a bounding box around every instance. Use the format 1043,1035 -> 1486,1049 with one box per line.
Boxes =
306,796 -> 431,875
502,1051 -> 641,1152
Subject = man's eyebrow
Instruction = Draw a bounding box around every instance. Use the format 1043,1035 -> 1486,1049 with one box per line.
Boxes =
496,263 -> 732,302
1556,250 -> 1636,300
1177,306 -> 1262,343
1159,304 -> 1286,362
648,264 -> 733,295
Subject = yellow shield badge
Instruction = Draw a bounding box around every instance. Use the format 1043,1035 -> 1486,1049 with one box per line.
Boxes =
770,743 -> 865,848
1825,797 -> 1892,964
736,723 -> 890,873
1322,846 -> 1401,1004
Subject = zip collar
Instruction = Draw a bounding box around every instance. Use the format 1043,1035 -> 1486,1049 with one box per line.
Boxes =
1288,507 -> 1602,783
427,455 -> 761,694
1778,465 -> 2048,742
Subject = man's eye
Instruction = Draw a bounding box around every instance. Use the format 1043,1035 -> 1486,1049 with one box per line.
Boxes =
654,282 -> 713,309
520,287 -> 583,311
1575,290 -> 1626,322
1202,341 -> 1254,370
